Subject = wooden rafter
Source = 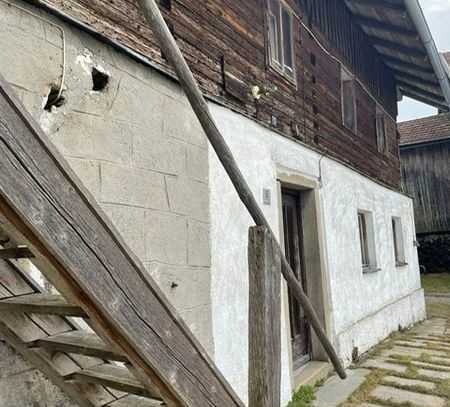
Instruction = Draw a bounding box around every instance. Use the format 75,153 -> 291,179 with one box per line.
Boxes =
354,16 -> 418,38
372,38 -> 427,59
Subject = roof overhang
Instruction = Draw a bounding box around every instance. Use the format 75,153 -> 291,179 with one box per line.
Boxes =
344,0 -> 450,111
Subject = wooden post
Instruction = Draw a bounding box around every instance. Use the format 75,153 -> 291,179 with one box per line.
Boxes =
248,226 -> 281,407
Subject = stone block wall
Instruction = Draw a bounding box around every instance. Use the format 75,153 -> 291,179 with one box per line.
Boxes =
0,1 -> 213,405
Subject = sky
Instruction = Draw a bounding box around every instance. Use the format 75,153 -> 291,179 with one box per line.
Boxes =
397,0 -> 450,122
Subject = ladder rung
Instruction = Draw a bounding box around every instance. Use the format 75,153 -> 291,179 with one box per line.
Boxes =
70,364 -> 162,400
0,293 -> 86,317
37,331 -> 128,362
0,247 -> 34,259
107,395 -> 164,406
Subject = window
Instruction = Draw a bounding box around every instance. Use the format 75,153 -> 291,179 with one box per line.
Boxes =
341,68 -> 357,133
376,105 -> 386,153
267,0 -> 295,79
358,211 -> 377,272
392,217 -> 406,266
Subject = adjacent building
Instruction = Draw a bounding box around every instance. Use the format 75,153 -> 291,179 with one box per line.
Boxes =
399,112 -> 450,273
1,0 -> 448,405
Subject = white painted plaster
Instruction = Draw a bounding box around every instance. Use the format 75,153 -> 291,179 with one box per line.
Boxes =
209,103 -> 425,405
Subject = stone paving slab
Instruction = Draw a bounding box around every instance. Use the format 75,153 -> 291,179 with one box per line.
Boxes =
313,369 -> 370,407
381,346 -> 449,358
361,359 -> 407,373
411,360 -> 450,371
382,375 -> 436,390
418,368 -> 450,380
371,385 -> 446,407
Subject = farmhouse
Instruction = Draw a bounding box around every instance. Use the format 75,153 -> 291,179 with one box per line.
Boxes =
0,0 -> 448,406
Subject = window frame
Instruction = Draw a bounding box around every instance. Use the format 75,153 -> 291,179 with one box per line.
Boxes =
376,104 -> 387,154
266,0 -> 296,83
357,210 -> 378,273
392,216 -> 406,267
341,68 -> 357,134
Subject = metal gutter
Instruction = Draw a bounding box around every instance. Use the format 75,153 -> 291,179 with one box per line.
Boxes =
404,0 -> 450,108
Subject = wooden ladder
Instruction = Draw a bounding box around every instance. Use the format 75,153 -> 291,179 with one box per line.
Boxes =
0,69 -> 244,407
0,249 -> 163,407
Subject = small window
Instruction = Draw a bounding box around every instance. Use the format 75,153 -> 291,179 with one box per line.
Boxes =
267,0 -> 295,79
341,68 -> 357,133
376,105 -> 387,153
358,211 -> 377,272
392,217 -> 406,266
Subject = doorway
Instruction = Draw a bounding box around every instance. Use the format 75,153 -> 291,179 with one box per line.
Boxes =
282,189 -> 311,369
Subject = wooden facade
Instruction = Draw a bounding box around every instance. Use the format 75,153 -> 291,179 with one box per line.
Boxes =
401,140 -> 450,235
38,0 -> 401,188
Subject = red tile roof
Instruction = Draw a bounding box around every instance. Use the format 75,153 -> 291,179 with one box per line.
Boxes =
399,113 -> 450,146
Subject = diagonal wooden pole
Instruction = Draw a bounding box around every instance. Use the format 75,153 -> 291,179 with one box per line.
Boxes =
136,0 -> 346,380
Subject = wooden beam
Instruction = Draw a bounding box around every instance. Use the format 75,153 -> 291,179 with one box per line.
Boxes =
372,38 -> 427,59
400,89 -> 448,111
0,246 -> 34,259
248,226 -> 281,407
347,0 -> 405,12
397,80 -> 444,99
392,71 -> 440,88
355,16 -> 418,38
136,0 -> 347,380
0,293 -> 86,317
71,364 -> 161,399
383,56 -> 434,74
36,331 -> 128,362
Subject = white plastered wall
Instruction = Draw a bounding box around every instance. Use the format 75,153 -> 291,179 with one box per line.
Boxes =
208,103 -> 426,405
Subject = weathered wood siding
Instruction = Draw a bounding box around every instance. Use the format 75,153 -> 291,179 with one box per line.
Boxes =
39,0 -> 400,187
401,141 -> 450,234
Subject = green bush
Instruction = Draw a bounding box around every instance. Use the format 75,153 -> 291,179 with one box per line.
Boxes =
286,385 -> 316,407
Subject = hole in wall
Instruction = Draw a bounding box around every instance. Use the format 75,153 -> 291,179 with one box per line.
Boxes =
310,53 -> 316,66
159,0 -> 172,11
313,105 -> 319,115
44,85 -> 65,111
311,75 -> 317,84
92,67 -> 110,91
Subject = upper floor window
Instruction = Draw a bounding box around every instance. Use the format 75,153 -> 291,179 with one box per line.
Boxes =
341,68 -> 357,133
376,105 -> 387,153
267,0 -> 295,80
392,217 -> 406,266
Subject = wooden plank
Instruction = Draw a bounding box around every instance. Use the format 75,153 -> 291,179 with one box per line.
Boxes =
0,310 -> 49,342
37,331 -> 128,362
0,246 -> 34,259
108,395 -> 164,406
0,293 -> 86,317
71,364 -> 161,400
0,321 -> 101,407
0,282 -> 11,298
0,259 -> 35,296
248,226 -> 281,407
0,77 -> 244,407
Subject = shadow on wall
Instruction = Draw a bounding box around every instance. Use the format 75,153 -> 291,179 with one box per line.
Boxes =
418,233 -> 450,274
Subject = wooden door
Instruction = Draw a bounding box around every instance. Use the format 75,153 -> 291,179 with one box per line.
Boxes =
282,190 -> 311,369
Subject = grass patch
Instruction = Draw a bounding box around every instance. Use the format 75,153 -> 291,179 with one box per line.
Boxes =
287,385 -> 316,407
339,369 -> 385,407
422,273 -> 450,294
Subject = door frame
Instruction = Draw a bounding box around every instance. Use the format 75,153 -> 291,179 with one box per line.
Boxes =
276,169 -> 333,383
